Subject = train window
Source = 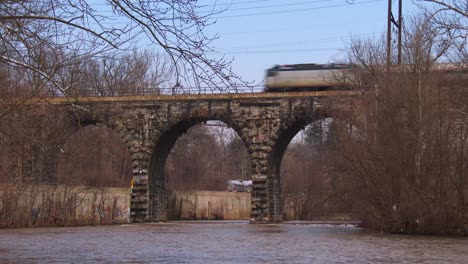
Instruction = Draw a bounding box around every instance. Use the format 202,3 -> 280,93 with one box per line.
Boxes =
267,71 -> 278,77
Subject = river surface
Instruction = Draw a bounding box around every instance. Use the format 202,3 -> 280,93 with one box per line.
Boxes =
1,221 -> 467,263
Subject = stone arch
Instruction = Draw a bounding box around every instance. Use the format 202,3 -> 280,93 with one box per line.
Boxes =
32,116 -> 90,183
77,116 -> 137,168
109,122 -> 147,176
148,113 -> 247,222
51,120 -> 133,185
108,109 -> 158,223
267,108 -> 329,222
49,113 -> 150,222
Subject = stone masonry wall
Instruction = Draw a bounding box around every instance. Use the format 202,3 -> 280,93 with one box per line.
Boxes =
168,191 -> 251,220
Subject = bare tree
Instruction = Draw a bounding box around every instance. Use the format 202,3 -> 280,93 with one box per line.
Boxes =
224,136 -> 251,182
56,124 -> 133,187
280,121 -> 346,220
328,12 -> 467,234
418,1 -> 468,18
165,125 -> 224,191
0,2 -> 249,184
416,0 -> 467,71
164,123 -> 251,191
0,105 -> 76,183
0,0 -> 249,98
65,50 -> 173,96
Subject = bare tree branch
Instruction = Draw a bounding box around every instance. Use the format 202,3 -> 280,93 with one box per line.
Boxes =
419,0 -> 468,17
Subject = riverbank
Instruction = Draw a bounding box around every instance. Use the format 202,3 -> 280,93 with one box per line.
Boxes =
1,185 -> 466,236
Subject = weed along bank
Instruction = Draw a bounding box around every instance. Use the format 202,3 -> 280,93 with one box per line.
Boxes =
0,185 -> 252,228
0,184 -> 131,228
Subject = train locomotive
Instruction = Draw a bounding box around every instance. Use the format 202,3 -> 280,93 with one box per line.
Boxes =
264,63 -> 351,92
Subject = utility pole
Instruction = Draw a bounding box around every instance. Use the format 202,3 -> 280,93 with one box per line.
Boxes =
387,0 -> 403,69
387,0 -> 392,71
397,0 -> 402,65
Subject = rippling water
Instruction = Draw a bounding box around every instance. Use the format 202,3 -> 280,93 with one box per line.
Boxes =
1,221 -> 467,263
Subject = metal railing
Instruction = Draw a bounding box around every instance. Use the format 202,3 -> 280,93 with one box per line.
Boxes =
2,87 -> 362,105
2,86 -> 265,98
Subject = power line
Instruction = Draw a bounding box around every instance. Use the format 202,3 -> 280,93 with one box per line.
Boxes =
89,0 -> 337,14
204,0 -> 334,13
90,0 -> 337,8
88,0 -> 280,6
217,32 -> 382,51
220,24 -> 381,36
89,0 -> 383,20
220,26 -> 323,36
210,48 -> 343,55
212,0 -> 384,19
210,0 -> 288,6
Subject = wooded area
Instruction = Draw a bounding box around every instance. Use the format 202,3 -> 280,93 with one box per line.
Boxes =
326,2 -> 467,234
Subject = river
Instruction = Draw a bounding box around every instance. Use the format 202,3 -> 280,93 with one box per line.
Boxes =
1,221 -> 467,263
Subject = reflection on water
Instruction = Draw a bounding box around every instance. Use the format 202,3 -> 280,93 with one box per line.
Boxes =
1,221 -> 467,263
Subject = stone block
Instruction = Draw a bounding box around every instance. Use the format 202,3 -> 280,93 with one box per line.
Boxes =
464,187 -> 468,204
130,203 -> 148,210
252,190 -> 269,196
252,183 -> 268,189
251,197 -> 266,202
252,174 -> 267,181
131,196 -> 148,202
251,202 -> 269,209
132,185 -> 147,191
126,120 -> 136,129
251,150 -> 268,158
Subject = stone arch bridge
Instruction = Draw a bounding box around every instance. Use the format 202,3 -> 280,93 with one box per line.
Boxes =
43,91 -> 361,223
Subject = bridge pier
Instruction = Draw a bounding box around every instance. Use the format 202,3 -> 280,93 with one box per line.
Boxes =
150,178 -> 168,222
242,104 -> 285,223
465,185 -> 468,235
130,174 -> 150,222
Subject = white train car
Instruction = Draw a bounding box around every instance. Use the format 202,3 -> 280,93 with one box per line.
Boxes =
265,63 -> 351,92
227,179 -> 252,192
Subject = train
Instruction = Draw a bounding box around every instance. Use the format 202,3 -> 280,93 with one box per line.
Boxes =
264,62 -> 468,93
264,63 -> 352,92
226,179 -> 252,192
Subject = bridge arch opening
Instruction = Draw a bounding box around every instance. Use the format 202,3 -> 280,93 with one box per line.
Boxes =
270,117 -> 342,221
56,123 -> 133,187
148,118 -> 251,221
